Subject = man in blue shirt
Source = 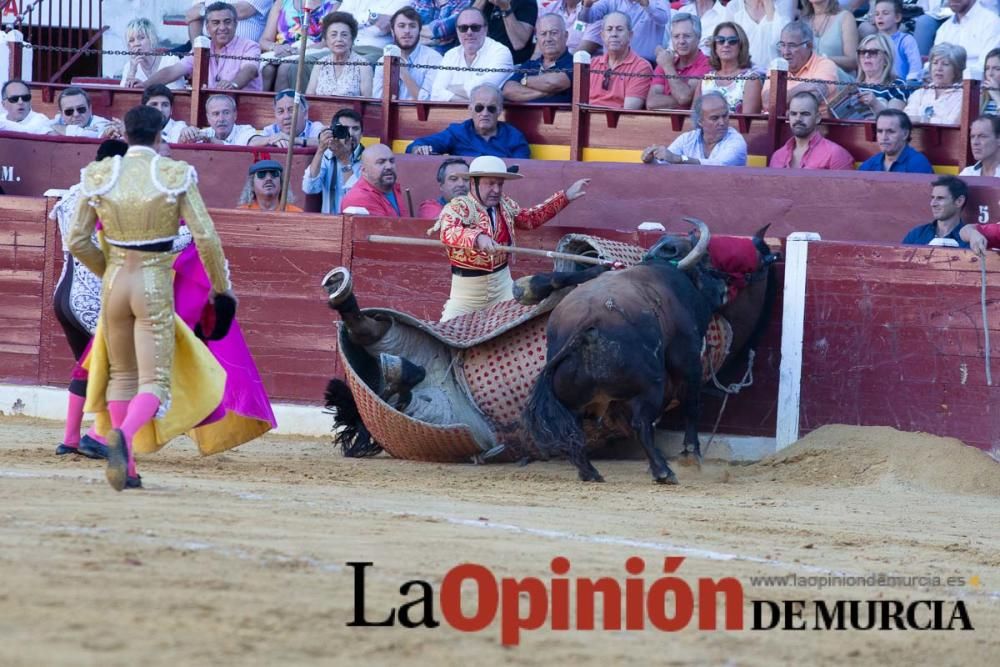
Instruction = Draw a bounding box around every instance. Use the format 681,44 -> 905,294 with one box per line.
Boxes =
502,14 -> 574,104
406,83 -> 531,158
902,176 -> 970,247
859,109 -> 934,174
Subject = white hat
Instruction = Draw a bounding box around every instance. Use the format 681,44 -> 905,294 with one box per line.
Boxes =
460,155 -> 523,180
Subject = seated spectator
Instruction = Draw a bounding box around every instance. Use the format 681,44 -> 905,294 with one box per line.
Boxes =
307,12 -> 374,97
646,13 -> 711,110
253,89 -> 325,148
694,22 -> 762,114
407,83 -> 531,157
762,21 -> 840,115
147,2 -> 263,92
502,14 -> 574,104
641,90 -> 748,165
0,79 -> 53,134
840,34 -> 906,120
959,116 -> 1000,177
339,0 -> 414,62
373,7 -> 443,100
414,0 -> 469,53
801,0 -> 858,74
482,0 -> 538,65
858,109 -> 934,173
932,0 -> 1000,80
419,158 -> 470,218
677,0 -> 726,54
49,87 -> 122,139
259,0 -> 339,91
727,0 -> 790,73
769,90 -> 855,169
871,0 -> 922,83
904,176 -> 970,247
201,94 -> 261,145
303,109 -> 365,214
185,0 -> 273,46
577,0 -> 670,63
981,48 -> 1000,116
911,0 -> 951,57
903,43 -> 965,126
587,12 -> 653,110
239,160 -> 303,212
120,18 -> 183,89
342,144 -> 404,216
540,0 -> 590,54
143,85 -> 201,143
430,8 -> 515,101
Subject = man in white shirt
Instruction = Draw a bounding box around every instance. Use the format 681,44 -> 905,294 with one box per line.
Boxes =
339,0 -> 414,61
0,79 -> 53,135
430,7 -> 515,101
49,87 -> 122,139
142,84 -> 202,143
933,0 -> 1000,80
959,116 -> 1000,177
201,94 -> 260,145
374,6 -> 443,100
252,89 -> 325,148
186,0 -> 274,44
640,91 -> 747,166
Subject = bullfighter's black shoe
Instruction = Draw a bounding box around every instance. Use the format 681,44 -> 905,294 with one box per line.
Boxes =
77,434 -> 109,460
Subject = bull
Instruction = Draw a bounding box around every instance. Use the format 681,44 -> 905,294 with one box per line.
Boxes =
521,220 -> 778,484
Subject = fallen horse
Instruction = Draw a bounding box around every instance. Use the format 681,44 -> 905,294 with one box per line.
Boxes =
322,224 -> 779,482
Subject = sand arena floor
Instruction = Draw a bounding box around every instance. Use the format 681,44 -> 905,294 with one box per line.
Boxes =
0,417 -> 997,666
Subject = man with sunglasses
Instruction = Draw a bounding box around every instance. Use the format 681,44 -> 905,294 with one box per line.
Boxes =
430,7 -> 515,101
407,83 -> 530,157
238,160 -> 303,212
0,79 -> 52,135
587,11 -> 653,109
254,89 -> 324,149
502,13 -> 574,103
432,155 -> 590,320
49,87 -> 122,139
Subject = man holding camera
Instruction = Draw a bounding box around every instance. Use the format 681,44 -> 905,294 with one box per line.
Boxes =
302,109 -> 365,214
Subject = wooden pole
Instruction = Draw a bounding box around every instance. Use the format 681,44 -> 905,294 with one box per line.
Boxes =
279,1 -> 314,211
367,234 -> 612,266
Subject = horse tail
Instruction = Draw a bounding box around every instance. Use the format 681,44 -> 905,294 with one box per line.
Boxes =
523,328 -> 591,457
324,378 -> 383,457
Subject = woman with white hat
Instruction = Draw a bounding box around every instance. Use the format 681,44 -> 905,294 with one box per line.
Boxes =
431,155 -> 590,321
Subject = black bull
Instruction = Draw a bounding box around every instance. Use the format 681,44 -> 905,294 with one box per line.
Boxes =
521,222 -> 779,484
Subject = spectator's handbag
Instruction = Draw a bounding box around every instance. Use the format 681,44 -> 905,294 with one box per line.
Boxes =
194,293 -> 237,341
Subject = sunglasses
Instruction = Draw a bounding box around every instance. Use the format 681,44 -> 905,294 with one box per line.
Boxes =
254,170 -> 281,179
62,105 -> 89,116
857,49 -> 885,57
601,68 -> 614,91
4,93 -> 31,103
714,36 -> 740,46
275,89 -> 296,101
457,23 -> 484,33
473,104 -> 498,114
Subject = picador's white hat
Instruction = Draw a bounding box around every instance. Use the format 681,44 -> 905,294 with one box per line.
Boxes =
461,155 -> 523,180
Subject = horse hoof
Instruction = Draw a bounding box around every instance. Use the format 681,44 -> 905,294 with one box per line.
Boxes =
655,472 -> 679,485
579,472 -> 605,483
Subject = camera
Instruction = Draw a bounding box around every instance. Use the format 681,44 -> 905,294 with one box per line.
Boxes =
330,124 -> 352,140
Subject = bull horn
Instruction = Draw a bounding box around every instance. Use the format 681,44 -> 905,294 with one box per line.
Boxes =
676,217 -> 711,271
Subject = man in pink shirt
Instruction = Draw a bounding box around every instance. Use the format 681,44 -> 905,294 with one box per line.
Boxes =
769,90 -> 855,170
646,13 -> 711,110
342,144 -> 405,217
144,2 -> 263,92
587,12 -> 653,109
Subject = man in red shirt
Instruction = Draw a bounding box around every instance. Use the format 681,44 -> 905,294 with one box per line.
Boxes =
769,91 -> 855,170
587,12 -> 653,109
646,13 -> 711,110
341,144 -> 405,217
